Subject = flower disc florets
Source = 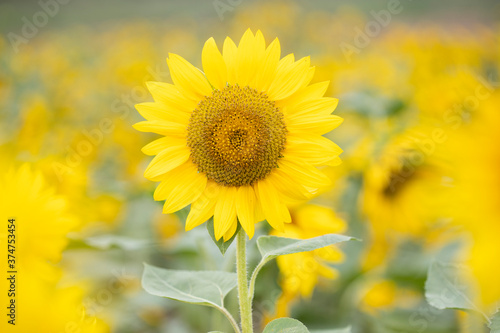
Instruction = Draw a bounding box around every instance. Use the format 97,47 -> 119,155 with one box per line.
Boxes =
187,85 -> 287,187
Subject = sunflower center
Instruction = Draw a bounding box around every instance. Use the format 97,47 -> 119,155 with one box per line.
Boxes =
187,85 -> 287,187
382,155 -> 419,198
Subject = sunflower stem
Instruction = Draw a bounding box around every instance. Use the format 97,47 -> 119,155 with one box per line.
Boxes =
236,229 -> 253,333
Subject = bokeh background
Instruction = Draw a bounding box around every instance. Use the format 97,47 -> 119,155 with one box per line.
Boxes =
1,0 -> 499,332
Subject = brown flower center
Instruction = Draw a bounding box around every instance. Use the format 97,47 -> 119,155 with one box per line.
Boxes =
187,85 -> 287,187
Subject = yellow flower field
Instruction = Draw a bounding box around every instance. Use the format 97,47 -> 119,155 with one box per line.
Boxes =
0,0 -> 499,332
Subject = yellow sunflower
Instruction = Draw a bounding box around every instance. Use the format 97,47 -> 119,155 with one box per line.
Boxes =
0,161 -> 109,333
4,274 -> 109,333
135,29 -> 343,240
0,162 -> 78,281
442,93 -> 500,312
362,129 -> 449,269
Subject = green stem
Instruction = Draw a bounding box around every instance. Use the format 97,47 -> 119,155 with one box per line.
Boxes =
236,229 -> 253,333
248,259 -> 267,305
215,305 -> 242,333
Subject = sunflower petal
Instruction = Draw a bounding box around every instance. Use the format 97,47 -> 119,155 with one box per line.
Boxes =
303,66 -> 316,87
267,56 -> 311,101
280,203 -> 292,223
285,97 -> 339,117
253,186 -> 266,222
144,145 -> 190,180
255,38 -> 281,91
133,120 -> 186,137
141,136 -> 186,156
223,219 -> 238,241
146,81 -> 197,112
185,181 -> 219,231
285,134 -> 343,166
256,178 -> 285,232
223,37 -> 238,84
136,102 -> 190,124
153,162 -> 207,213
277,159 -> 331,188
277,81 -> 330,109
266,170 -> 310,204
236,29 -> 266,87
328,156 -> 342,166
236,29 -> 257,86
214,186 -> 238,240
167,53 -> 212,101
202,37 -> 227,90
287,114 -> 344,135
235,186 -> 256,239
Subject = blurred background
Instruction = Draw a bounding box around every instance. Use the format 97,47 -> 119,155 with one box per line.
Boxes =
0,0 -> 499,332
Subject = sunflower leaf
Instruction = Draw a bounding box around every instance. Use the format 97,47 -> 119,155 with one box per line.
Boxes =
142,263 -> 237,309
489,310 -> 500,332
425,260 -> 482,312
257,233 -> 357,261
206,217 -> 241,255
249,234 -> 358,298
263,318 -> 310,333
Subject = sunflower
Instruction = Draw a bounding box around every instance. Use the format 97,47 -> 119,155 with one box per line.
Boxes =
135,29 -> 343,240
0,162 -> 78,281
362,129 -> 449,269
0,162 -> 109,332
3,273 -> 109,333
442,93 -> 500,312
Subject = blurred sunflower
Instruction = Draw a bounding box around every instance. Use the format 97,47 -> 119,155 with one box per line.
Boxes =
0,162 -> 78,280
8,274 -> 109,333
362,130 -> 449,269
270,204 -> 345,318
443,94 -> 500,312
135,29 -> 343,241
357,278 -> 420,316
0,162 -> 109,332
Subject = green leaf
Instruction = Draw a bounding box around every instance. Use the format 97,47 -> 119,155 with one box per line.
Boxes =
263,318 -> 309,333
249,234 -> 358,299
425,260 -> 480,312
257,234 -> 357,261
142,263 -> 237,308
206,218 -> 241,255
490,310 -> 500,333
